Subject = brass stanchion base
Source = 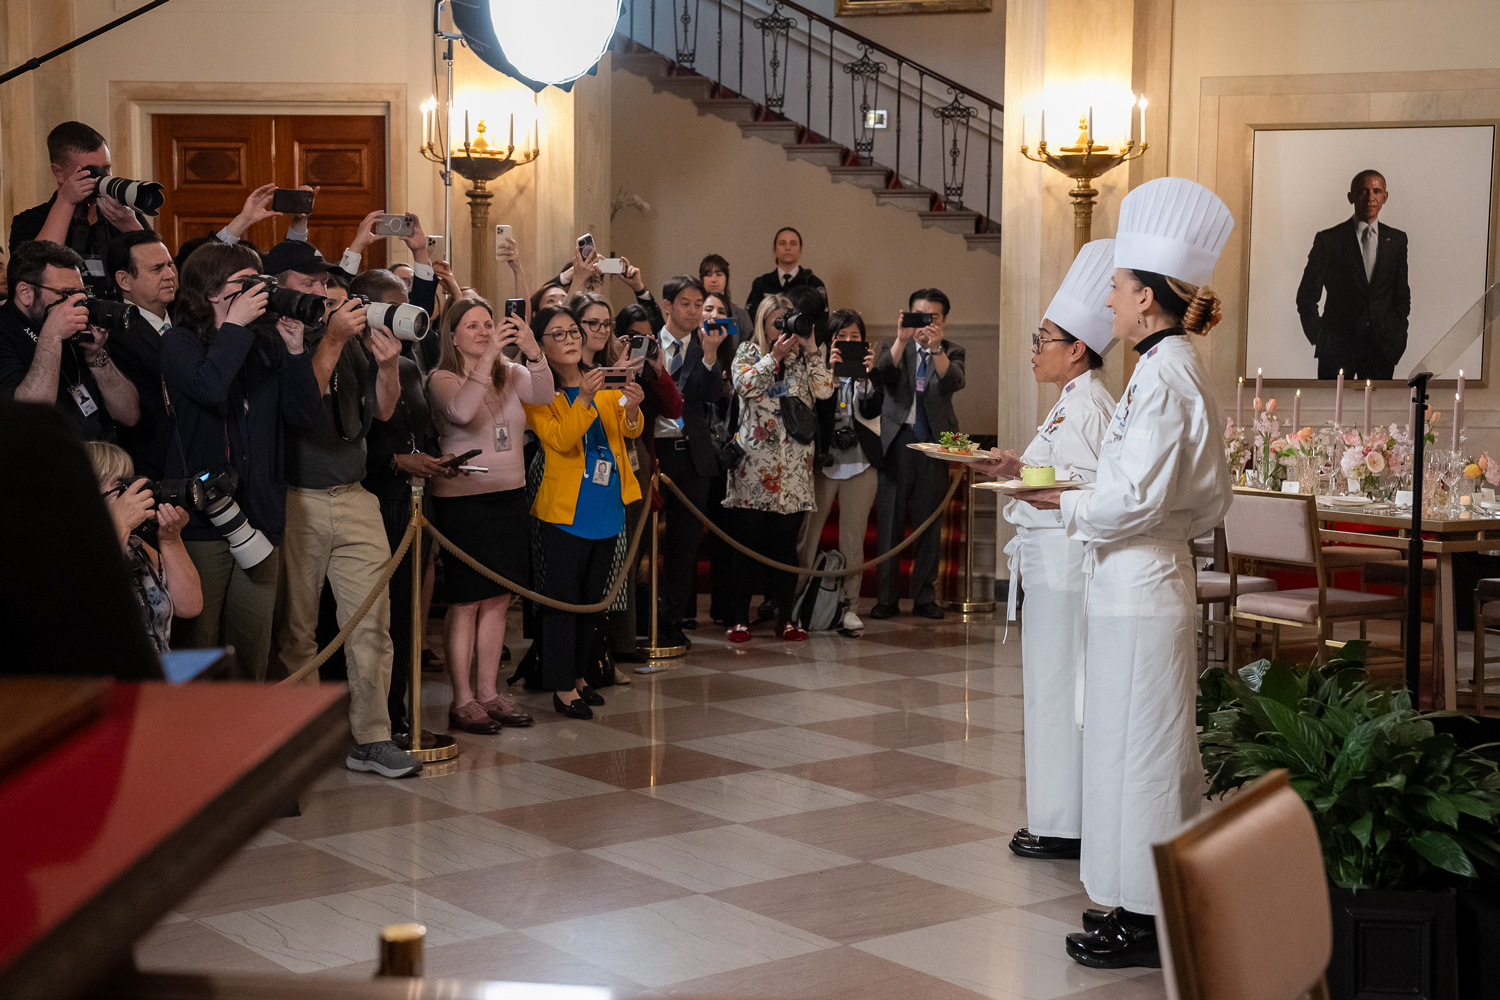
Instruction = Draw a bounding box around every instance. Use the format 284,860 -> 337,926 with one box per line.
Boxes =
643,643 -> 688,659
402,729 -> 459,763
938,599 -> 997,614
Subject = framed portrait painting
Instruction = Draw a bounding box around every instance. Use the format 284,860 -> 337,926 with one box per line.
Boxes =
1242,123 -> 1498,386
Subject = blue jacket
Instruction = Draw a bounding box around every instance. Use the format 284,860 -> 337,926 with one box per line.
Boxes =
159,323 -> 320,546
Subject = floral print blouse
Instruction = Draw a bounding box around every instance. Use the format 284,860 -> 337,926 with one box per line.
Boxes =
725,340 -> 835,514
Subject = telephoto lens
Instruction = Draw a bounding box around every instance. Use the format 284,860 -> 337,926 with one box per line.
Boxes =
83,165 -> 164,215
196,468 -> 274,569
238,275 -> 327,325
357,297 -> 430,342
84,296 -> 135,332
774,311 -> 815,337
138,476 -> 209,511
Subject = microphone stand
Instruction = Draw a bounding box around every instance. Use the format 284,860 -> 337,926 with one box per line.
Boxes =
1406,370 -> 1430,699
0,0 -> 175,87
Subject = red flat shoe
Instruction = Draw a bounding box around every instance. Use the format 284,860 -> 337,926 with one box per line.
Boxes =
781,623 -> 808,642
726,625 -> 751,643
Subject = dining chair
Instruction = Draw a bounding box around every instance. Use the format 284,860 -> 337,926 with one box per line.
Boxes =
1154,769 -> 1331,1000
1224,489 -> 1405,667
1195,527 -> 1276,672
1472,577 -> 1500,716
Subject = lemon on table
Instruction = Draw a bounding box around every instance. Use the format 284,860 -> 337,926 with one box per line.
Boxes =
1466,463 -> 1483,479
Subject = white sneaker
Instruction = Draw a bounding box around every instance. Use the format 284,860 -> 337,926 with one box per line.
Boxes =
841,610 -> 864,632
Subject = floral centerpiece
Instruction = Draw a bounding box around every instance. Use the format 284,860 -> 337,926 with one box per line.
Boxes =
1340,427 -> 1398,498
1250,399 -> 1284,490
1273,426 -> 1318,492
1224,417 -> 1249,483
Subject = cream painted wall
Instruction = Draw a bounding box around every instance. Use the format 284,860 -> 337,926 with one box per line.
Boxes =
806,0 -> 1007,99
610,64 -> 1002,434
1169,0 -> 1500,439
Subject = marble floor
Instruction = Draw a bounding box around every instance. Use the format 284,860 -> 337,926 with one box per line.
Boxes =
136,606 -> 1166,1000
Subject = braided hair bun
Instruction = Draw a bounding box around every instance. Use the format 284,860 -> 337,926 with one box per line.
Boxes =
1181,285 -> 1222,336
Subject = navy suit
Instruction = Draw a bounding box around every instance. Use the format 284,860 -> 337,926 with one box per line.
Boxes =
1296,217 -> 1410,380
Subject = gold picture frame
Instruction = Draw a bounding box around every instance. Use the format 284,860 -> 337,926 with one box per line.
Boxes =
834,0 -> 992,15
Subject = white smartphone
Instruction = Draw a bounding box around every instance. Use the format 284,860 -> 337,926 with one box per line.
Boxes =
426,235 -> 444,254
494,224 -> 512,260
597,257 -> 625,274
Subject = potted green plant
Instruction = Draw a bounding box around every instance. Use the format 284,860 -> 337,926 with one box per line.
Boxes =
1198,642 -> 1500,999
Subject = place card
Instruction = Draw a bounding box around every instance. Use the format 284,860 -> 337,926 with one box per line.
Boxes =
1281,481 -> 1300,494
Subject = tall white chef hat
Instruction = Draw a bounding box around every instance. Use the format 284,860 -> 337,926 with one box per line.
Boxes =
1115,177 -> 1234,286
1043,239 -> 1116,357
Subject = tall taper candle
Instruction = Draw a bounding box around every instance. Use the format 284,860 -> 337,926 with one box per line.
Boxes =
1364,380 -> 1372,435
1455,392 -> 1463,451
1293,389 -> 1300,430
1139,97 -> 1147,146
1335,368 -> 1344,426
464,109 -> 470,146
1236,377 -> 1244,426
1255,367 -> 1263,405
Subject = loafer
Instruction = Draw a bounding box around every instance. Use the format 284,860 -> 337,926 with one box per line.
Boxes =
449,701 -> 504,734
869,603 -> 899,620
479,694 -> 533,727
577,685 -> 606,707
1065,910 -> 1160,969
912,601 -> 946,620
1009,828 -> 1082,860
553,692 -> 594,720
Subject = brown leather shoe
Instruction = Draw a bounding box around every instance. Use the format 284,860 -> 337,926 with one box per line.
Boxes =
449,700 -> 504,734
479,693 -> 533,727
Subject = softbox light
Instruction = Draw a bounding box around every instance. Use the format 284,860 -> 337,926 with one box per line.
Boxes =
450,0 -> 622,93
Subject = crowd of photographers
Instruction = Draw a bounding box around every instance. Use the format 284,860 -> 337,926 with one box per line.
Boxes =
3,120 -> 966,778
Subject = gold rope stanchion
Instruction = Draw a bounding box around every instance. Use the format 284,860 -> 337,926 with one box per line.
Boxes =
405,482 -> 457,763
640,503 -> 685,668
939,464 -> 997,620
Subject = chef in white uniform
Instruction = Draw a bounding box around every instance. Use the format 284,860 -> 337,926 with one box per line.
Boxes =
984,240 -> 1117,864
1020,177 -> 1235,970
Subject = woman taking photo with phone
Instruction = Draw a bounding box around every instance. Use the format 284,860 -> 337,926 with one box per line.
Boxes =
796,308 -> 881,633
160,241 -> 320,679
526,304 -> 645,718
723,294 -> 834,642
428,297 -> 552,733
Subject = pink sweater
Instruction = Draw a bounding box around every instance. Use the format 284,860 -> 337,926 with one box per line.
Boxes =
428,357 -> 555,496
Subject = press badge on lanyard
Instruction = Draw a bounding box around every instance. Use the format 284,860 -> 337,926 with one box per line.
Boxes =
494,422 -> 512,452
70,382 -> 98,417
768,379 -> 790,399
591,446 -> 613,486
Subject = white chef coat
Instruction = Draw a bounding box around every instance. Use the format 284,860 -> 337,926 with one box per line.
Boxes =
1001,370 -> 1114,840
1057,331 -> 1233,914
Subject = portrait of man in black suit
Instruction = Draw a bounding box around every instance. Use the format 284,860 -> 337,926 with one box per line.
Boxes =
1295,169 -> 1411,379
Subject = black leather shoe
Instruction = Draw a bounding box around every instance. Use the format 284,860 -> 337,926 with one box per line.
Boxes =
1082,908 -> 1117,932
869,603 -> 899,620
658,626 -> 691,650
1065,910 -> 1160,969
553,693 -> 594,720
1009,828 -> 1082,860
577,685 -> 606,707
681,618 -> 699,631
912,602 -> 946,620
757,599 -> 779,621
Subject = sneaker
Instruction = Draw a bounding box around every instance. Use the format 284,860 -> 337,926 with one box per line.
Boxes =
841,609 -> 864,631
346,740 -> 423,778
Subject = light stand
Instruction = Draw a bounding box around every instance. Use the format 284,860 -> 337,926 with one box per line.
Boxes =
1406,370 -> 1430,701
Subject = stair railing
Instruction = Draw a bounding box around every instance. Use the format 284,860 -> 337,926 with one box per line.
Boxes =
621,0 -> 1002,228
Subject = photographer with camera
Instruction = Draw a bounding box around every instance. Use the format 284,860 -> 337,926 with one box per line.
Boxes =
8,124 -> 152,290
872,288 -> 966,621
106,230 -> 178,478
797,309 -> 883,633
0,240 -> 140,441
85,441 -> 203,652
160,241 -> 320,679
723,295 -> 834,642
265,237 -> 420,779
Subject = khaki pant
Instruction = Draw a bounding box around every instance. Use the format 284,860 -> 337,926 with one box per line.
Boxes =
279,483 -> 393,745
797,466 -> 879,606
177,540 -> 281,680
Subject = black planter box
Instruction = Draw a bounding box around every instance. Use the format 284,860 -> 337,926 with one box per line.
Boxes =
1328,887 -> 1457,1000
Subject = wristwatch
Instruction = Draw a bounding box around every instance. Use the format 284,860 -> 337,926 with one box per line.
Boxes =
86,351 -> 112,369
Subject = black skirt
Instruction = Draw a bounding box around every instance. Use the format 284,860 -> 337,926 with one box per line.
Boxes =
431,488 -> 532,604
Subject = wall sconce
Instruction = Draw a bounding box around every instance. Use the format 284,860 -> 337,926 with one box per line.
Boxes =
1020,93 -> 1148,254
420,97 -> 540,301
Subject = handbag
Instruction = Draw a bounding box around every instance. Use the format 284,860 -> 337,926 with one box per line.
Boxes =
710,395 -> 746,474
779,393 -> 817,445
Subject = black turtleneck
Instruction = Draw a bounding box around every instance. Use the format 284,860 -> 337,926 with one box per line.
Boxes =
1133,327 -> 1186,356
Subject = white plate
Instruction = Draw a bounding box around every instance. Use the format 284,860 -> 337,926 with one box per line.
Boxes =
1322,495 -> 1375,506
906,442 -> 988,464
975,479 -> 1088,496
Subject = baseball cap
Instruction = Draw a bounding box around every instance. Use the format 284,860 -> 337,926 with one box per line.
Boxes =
262,240 -> 336,276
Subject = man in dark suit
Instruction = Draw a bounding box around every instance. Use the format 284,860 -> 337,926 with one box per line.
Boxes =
1295,169 -> 1410,380
744,227 -> 827,323
107,230 -> 177,478
871,288 -> 965,620
656,276 -> 732,647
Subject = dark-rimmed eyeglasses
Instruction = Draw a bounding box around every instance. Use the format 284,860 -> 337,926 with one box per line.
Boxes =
580,318 -> 609,333
1031,331 -> 1070,353
545,327 -> 583,342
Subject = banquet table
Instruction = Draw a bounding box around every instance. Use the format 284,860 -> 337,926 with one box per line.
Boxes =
0,680 -> 350,1000
1316,502 -> 1500,709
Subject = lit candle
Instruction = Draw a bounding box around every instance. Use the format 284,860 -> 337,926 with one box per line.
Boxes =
1334,368 -> 1344,426
509,112 -> 514,149
421,105 -> 428,147
1363,380 -> 1372,435
1292,389 -> 1300,430
1255,367 -> 1263,404
464,109 -> 470,147
1139,97 -> 1147,145
1088,106 -> 1094,148
1236,376 -> 1244,426
1020,112 -> 1026,148
1041,108 -> 1046,144
1454,392 -> 1463,451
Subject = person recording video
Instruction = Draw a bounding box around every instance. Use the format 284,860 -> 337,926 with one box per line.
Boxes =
8,122 -> 152,292
0,240 -> 140,441
159,241 -> 320,682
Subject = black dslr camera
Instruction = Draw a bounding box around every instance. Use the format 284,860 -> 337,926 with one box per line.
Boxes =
81,164 -> 164,215
773,311 -> 816,337
65,294 -> 135,344
234,275 -> 327,324
121,468 -> 272,570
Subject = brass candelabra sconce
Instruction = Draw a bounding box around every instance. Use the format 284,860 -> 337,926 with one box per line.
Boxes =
1020,102 -> 1148,255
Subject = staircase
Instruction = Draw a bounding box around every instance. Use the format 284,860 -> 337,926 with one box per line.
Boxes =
612,1 -> 1003,256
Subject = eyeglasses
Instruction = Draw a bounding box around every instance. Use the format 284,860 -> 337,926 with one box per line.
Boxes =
1031,331 -> 1070,353
25,281 -> 87,299
545,327 -> 584,342
580,318 -> 609,333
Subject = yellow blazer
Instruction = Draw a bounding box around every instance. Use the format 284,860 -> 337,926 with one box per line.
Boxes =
524,388 -> 644,526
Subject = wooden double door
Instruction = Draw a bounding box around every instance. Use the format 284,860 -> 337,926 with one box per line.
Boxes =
151,114 -> 387,268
